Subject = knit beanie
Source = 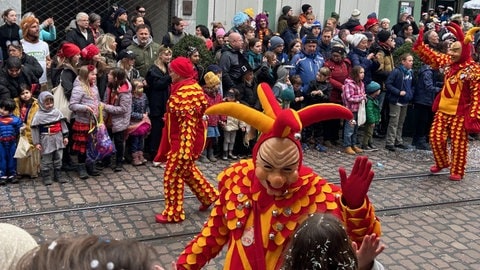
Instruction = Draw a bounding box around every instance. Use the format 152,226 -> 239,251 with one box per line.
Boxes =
170,56 -> 195,78
331,45 -> 346,55
206,64 -> 222,73
367,12 -> 377,19
232,11 -> 249,27
81,44 -> 100,60
350,33 -> 367,47
269,36 -> 284,50
302,4 -> 312,13
215,28 -> 226,38
204,71 -> 220,88
377,30 -> 391,43
303,34 -> 318,45
58,42 -> 81,58
282,6 -> 292,15
364,18 -> 379,30
114,7 -> 127,21
366,81 -> 381,94
20,16 -> 39,41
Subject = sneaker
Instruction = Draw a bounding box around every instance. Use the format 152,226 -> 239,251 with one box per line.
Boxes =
301,143 -> 310,151
368,143 -> 379,151
199,155 -> 209,163
361,145 -> 374,152
315,144 -> 327,152
385,145 -> 396,152
415,142 -> 431,151
395,144 -> 409,150
0,176 -> 7,185
152,161 -> 163,167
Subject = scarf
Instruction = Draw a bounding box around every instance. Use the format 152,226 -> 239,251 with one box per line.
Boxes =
31,91 -> 64,126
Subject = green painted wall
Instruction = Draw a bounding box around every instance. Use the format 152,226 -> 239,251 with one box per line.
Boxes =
196,0 -> 209,26
378,0 -> 422,24
263,0 -> 278,32
324,0 -> 336,23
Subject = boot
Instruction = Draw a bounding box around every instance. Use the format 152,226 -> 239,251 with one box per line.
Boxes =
139,151 -> 147,164
222,151 -> 228,160
42,170 -> 53,185
352,146 -> 363,153
344,147 -> 356,155
199,150 -> 209,163
77,164 -> 89,180
132,152 -> 143,166
54,169 -> 68,183
207,148 -> 217,162
113,160 -> 123,172
86,163 -> 101,176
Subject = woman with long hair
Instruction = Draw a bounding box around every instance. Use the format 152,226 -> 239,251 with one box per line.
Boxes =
95,33 -> 117,69
69,64 -> 102,179
145,46 -> 172,163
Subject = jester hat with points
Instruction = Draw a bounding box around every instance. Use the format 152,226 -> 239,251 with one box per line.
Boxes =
205,83 -> 353,168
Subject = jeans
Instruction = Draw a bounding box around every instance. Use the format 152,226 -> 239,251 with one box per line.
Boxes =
131,135 -> 144,152
386,103 -> 408,145
0,141 -> 16,176
343,112 -> 359,147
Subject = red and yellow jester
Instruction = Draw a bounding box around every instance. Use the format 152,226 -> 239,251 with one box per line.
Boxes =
413,24 -> 480,181
176,83 -> 381,270
154,57 -> 219,223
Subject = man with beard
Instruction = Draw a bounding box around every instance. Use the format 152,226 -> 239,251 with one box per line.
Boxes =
127,24 -> 161,77
20,17 -> 50,93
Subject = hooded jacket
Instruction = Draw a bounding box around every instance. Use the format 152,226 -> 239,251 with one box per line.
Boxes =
127,36 -> 161,77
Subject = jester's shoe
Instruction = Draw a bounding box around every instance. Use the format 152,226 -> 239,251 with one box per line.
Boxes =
430,165 -> 448,174
449,174 -> 463,181
155,213 -> 182,224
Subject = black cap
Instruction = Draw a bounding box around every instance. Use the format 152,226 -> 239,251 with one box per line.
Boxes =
118,49 -> 136,60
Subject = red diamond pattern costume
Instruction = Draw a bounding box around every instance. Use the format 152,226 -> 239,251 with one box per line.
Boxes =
154,57 -> 219,223
176,83 -> 381,269
413,24 -> 480,180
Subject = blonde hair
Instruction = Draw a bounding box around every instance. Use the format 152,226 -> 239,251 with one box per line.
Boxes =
78,65 -> 97,86
96,33 -> 117,56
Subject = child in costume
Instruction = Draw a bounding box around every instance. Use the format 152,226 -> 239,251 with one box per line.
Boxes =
413,24 -> 480,181
14,85 -> 40,179
127,79 -> 150,166
0,99 -> 23,185
154,57 -> 219,223
176,82 -> 381,270
31,92 -> 69,185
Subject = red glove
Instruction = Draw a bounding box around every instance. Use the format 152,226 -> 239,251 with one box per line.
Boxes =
339,156 -> 374,209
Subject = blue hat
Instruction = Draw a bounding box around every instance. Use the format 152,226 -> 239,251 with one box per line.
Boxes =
269,36 -> 284,50
366,81 -> 381,94
311,21 -> 321,29
232,12 -> 249,27
207,64 -> 222,73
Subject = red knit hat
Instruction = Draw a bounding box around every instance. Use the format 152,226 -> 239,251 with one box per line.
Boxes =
58,42 -> 81,58
364,18 -> 378,30
169,57 -> 195,78
81,44 -> 100,60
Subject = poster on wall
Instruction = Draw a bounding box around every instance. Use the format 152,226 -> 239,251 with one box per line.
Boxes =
399,1 -> 415,15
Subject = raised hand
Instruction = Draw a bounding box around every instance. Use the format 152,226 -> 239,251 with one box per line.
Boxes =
339,156 -> 374,209
351,233 -> 386,270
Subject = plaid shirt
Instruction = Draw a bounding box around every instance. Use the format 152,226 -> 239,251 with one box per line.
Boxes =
342,78 -> 366,112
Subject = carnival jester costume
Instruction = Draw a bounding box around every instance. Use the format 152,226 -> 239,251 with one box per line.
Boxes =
413,24 -> 480,181
176,83 -> 381,269
154,57 -> 219,223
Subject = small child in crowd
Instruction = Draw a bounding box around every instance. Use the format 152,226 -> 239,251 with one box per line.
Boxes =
280,213 -> 385,270
220,88 -> 246,160
202,71 -> 223,162
0,99 -> 23,185
127,79 -> 150,166
16,235 -> 166,270
289,75 -> 304,111
273,65 -> 294,109
31,92 -> 69,185
342,66 -> 366,155
304,67 -> 332,152
361,81 -> 382,151
14,85 -> 40,179
103,67 -> 133,172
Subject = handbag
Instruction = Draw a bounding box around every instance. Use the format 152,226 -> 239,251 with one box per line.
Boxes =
357,99 -> 366,126
14,135 -> 32,159
52,78 -> 72,122
86,105 -> 116,163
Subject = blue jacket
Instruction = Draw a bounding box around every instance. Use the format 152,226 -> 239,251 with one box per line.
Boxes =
413,64 -> 441,106
348,47 -> 380,85
290,51 -> 324,93
385,66 -> 414,105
